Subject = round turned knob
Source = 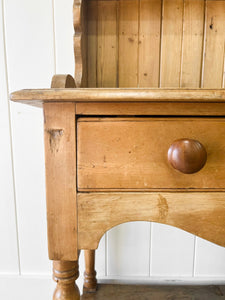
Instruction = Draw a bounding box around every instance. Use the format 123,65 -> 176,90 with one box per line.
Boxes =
168,138 -> 207,174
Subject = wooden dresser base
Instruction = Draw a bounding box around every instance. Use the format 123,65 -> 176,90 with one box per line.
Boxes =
81,284 -> 225,300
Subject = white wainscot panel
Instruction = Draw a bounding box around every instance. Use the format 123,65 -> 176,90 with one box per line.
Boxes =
54,0 -> 74,74
3,0 -> 55,90
195,237 -> 225,277
4,0 -> 55,275
0,0 -> 19,274
150,223 -> 195,277
9,103 -> 51,275
0,277 -> 55,300
96,234 -> 106,277
107,222 -> 150,277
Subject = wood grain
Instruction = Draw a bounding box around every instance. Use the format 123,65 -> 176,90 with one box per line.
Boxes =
168,138 -> 207,174
181,0 -> 205,87
77,118 -> 225,190
87,0 -> 97,87
81,284 -> 225,300
139,0 -> 161,87
10,88 -> 225,103
74,0 -> 82,86
160,0 -> 184,87
83,250 -> 97,293
44,75 -> 77,261
78,192 -> 225,249
53,260 -> 80,300
76,0 -> 224,89
203,0 -> 225,88
119,0 -> 139,87
97,0 -> 118,87
76,102 -> 225,116
51,74 -> 76,88
74,0 -> 87,87
44,103 -> 77,260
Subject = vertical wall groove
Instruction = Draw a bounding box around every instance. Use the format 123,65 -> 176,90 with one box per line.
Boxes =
96,0 -> 98,88
158,0 -> 164,88
116,0 -> 119,88
137,0 -> 140,87
179,0 -> 185,87
149,222 -> 152,277
96,0 -> 99,87
158,0 -> 163,88
105,232 -> 108,276
222,41 -> 225,88
200,0 -> 207,88
192,236 -> 197,277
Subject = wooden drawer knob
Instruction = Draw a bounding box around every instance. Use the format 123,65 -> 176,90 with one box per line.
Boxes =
168,139 -> 207,174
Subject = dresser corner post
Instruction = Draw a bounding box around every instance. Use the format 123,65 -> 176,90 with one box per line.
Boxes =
44,74 -> 79,300
44,101 -> 79,299
83,250 -> 97,293
53,260 -> 80,300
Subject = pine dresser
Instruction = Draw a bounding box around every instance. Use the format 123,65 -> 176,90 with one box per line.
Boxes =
11,0 -> 225,299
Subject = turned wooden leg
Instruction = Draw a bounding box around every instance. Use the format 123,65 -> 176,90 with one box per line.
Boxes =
83,250 -> 97,293
53,260 -> 80,300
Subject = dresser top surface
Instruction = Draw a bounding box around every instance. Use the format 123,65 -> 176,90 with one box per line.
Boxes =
10,88 -> 225,107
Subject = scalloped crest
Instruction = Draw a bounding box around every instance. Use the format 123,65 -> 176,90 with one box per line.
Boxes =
73,0 -> 83,87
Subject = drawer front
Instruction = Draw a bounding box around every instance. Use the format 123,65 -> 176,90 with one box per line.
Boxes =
77,118 -> 225,190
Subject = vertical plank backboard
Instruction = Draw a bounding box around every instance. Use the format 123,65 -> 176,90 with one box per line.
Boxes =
97,0 -> 118,87
160,0 -> 184,87
44,103 -> 77,261
81,0 -> 88,87
139,0 -> 161,87
203,0 -> 225,88
0,0 -> 19,274
87,0 -> 98,87
119,0 -> 139,87
85,0 -> 224,90
181,0 -> 204,87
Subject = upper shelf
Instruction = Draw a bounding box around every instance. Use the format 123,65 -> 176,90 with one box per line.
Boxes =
73,0 -> 225,89
10,88 -> 225,107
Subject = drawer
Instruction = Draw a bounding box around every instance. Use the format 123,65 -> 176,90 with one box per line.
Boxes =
77,118 -> 225,190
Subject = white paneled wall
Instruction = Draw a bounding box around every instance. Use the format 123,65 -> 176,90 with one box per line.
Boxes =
108,222 -> 151,277
0,0 -> 19,275
4,0 -> 53,276
1,0 -> 225,299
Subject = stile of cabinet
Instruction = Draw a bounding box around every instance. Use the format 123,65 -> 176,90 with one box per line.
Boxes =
10,0 -> 225,299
